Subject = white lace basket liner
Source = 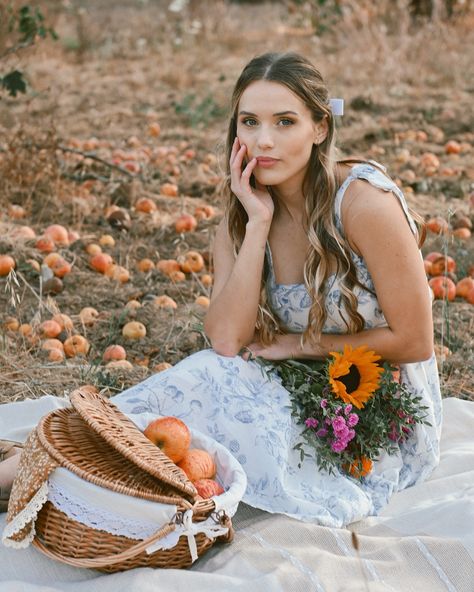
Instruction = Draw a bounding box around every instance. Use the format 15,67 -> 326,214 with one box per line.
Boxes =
2,386 -> 247,570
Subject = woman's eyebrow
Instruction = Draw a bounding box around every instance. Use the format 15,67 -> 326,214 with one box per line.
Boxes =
238,110 -> 299,116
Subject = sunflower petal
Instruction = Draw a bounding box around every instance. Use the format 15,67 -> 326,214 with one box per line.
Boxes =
328,344 -> 383,407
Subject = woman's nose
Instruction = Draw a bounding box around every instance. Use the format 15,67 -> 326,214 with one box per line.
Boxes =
256,127 -> 274,149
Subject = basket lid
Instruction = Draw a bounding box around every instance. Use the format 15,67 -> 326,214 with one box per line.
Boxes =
37,408 -> 194,504
67,386 -> 197,499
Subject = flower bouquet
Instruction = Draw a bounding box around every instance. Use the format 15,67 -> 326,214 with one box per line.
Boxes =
255,345 -> 431,480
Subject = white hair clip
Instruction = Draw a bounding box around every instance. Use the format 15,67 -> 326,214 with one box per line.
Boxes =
329,98 -> 344,116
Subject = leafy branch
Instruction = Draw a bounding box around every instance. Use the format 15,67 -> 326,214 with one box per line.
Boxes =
1,4 -> 58,97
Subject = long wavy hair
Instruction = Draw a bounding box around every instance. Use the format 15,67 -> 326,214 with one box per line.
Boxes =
222,51 -> 425,347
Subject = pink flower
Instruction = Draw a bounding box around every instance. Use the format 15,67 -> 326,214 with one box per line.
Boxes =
333,424 -> 349,439
320,399 -> 328,408
344,404 -> 353,415
347,413 -> 359,427
316,428 -> 328,438
388,421 -> 400,442
332,416 -> 346,431
305,418 -> 318,428
331,439 -> 348,453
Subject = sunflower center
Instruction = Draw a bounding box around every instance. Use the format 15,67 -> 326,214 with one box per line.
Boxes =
339,363 -> 361,394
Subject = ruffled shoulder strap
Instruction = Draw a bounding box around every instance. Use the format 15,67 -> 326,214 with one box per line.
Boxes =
334,161 -> 418,237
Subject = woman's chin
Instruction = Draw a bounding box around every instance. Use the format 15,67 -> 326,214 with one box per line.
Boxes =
253,170 -> 284,186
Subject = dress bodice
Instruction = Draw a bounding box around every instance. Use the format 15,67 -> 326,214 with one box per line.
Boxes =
265,161 -> 419,334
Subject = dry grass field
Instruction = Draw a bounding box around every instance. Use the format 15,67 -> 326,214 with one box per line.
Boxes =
0,0 -> 473,403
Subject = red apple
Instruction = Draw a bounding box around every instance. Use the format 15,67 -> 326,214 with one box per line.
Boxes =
175,213 -> 197,234
103,344 -> 127,362
177,448 -> 216,481
430,255 -> 456,276
429,276 -> 456,301
144,416 -> 191,463
424,251 -> 443,263
193,478 -> 224,499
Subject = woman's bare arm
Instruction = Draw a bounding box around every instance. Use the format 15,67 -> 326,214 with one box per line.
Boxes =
246,183 -> 434,364
302,182 -> 432,362
204,218 -> 271,357
204,137 -> 276,357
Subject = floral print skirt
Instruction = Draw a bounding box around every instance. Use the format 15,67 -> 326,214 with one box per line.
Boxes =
111,348 -> 442,527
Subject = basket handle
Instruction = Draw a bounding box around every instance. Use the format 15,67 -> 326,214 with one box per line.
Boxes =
32,522 -> 177,569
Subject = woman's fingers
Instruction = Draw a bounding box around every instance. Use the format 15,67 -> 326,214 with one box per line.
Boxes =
230,138 -> 244,168
230,136 -> 239,164
240,157 -> 257,187
232,146 -> 246,174
230,142 -> 250,195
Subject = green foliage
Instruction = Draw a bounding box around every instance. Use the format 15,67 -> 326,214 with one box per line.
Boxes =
174,93 -> 226,128
10,5 -> 58,43
255,356 -> 431,478
1,3 -> 58,98
1,70 -> 27,97
294,0 -> 343,35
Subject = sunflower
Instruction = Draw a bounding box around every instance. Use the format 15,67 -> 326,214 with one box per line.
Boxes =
328,345 -> 383,409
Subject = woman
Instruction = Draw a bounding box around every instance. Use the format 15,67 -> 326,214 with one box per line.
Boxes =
0,52 -> 442,527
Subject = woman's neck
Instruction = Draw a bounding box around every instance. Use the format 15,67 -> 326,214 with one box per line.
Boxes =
269,162 -> 351,225
271,184 -> 305,225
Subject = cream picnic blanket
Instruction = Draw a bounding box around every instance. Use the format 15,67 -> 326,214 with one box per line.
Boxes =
0,395 -> 473,591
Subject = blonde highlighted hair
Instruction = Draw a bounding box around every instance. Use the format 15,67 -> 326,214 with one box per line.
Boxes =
222,52 -> 425,347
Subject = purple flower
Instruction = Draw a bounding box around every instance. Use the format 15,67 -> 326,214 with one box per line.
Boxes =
320,399 -> 328,408
347,429 -> 356,441
331,439 -> 348,453
334,424 -> 349,439
335,406 -> 342,415
325,418 -> 332,425
388,422 -> 400,442
332,417 -> 349,439
332,416 -> 346,431
315,428 -> 328,438
347,413 -> 359,427
304,417 -> 319,429
344,404 -> 353,415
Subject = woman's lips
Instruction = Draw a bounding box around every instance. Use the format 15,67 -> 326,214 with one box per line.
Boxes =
255,157 -> 279,168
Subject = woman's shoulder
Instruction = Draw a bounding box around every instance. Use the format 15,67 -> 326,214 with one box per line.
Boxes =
335,160 -> 418,253
336,159 -> 402,215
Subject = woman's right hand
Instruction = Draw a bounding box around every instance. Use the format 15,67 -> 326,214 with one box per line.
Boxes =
230,137 -> 274,225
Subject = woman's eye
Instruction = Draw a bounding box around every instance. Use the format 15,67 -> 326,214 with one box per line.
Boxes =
242,118 -> 257,126
279,118 -> 294,126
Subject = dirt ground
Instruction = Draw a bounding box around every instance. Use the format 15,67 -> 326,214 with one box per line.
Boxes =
0,0 -> 473,403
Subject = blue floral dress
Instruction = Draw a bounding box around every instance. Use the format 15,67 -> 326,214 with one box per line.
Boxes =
112,162 -> 442,527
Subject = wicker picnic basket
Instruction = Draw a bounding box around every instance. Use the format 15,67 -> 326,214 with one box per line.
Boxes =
3,386 -> 241,573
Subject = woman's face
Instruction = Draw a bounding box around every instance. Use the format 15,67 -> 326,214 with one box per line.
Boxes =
236,80 -> 327,192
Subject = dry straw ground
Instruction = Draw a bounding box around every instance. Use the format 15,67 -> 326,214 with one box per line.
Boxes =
0,0 -> 473,403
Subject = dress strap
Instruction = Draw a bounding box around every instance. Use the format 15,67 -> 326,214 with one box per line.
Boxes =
334,161 -> 418,238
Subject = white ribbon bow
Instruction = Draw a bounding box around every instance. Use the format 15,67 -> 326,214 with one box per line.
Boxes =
146,509 -> 230,563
